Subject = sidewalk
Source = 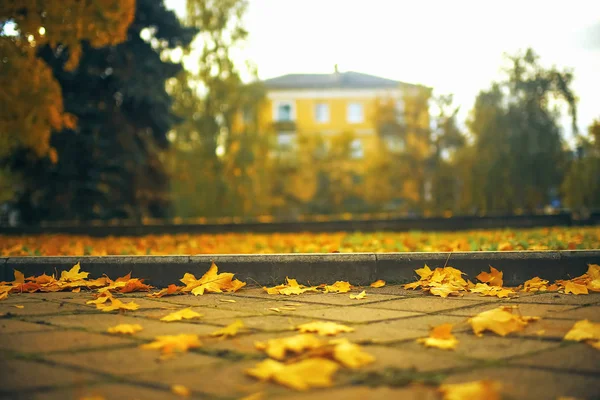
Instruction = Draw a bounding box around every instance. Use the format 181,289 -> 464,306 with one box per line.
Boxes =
1,285 -> 598,399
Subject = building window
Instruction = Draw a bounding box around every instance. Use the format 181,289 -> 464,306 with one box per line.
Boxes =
276,102 -> 293,121
347,102 -> 364,123
276,132 -> 295,151
315,103 -> 329,123
350,139 -> 364,159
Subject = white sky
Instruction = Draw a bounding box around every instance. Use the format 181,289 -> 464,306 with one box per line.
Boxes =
166,0 -> 600,139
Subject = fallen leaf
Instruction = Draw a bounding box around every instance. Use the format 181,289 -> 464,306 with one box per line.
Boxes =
370,280 -> 386,288
476,266 -> 503,287
245,358 -> 338,391
86,291 -> 113,305
141,334 -> 202,354
148,284 -> 181,298
296,321 -> 355,336
60,262 -> 89,282
160,308 -> 203,322
72,287 -> 81,293
171,384 -> 191,397
323,281 -> 352,293
181,262 -> 246,296
13,305 -> 24,309
255,334 -> 324,360
349,290 -> 366,300
269,307 -> 282,313
96,297 -> 140,312
439,380 -> 501,400
264,277 -> 319,296
417,323 -> 459,350
521,276 -> 550,292
107,324 -> 143,335
564,281 -> 588,295
564,319 -> 600,349
219,299 -> 236,303
211,320 -> 245,338
119,278 -> 152,293
468,306 -> 539,337
469,283 -> 515,298
329,338 -> 375,368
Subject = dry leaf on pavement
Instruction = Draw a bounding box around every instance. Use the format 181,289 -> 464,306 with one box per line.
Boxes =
160,308 -> 203,322
349,290 -> 367,300
210,320 -> 245,338
439,380 -> 501,400
469,283 -> 515,299
296,321 -> 355,336
563,319 -> 600,349
245,358 -> 339,391
180,262 -> 246,296
107,324 -> 143,334
148,284 -> 182,298
264,277 -> 319,295
141,334 -> 202,354
328,338 -> 375,368
404,265 -> 468,298
468,306 -> 539,337
417,323 -> 459,350
171,384 -> 191,397
255,334 -> 324,360
323,281 -> 352,293
370,280 -> 386,288
476,266 -> 503,287
96,297 -> 140,312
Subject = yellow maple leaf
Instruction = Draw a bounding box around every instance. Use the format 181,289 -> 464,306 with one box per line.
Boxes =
296,321 -> 354,336
148,284 -> 181,298
210,320 -> 245,338
415,264 -> 433,280
86,291 -> 113,305
429,283 -> 462,298
439,380 -> 501,400
13,270 -> 25,284
255,334 -> 324,360
245,358 -> 338,391
417,323 -> 459,350
564,319 -> 600,349
263,277 -> 319,296
564,281 -> 588,295
329,338 -> 375,368
349,290 -> 367,300
323,281 -> 352,293
0,290 -> 8,301
96,297 -> 140,312
370,279 -> 386,288
521,276 -> 549,292
160,308 -> 203,322
476,266 -> 503,287
141,334 -> 202,354
469,283 -> 515,299
60,262 -> 89,282
468,306 -> 539,337
181,262 -> 246,296
107,324 -> 143,334
171,384 -> 191,397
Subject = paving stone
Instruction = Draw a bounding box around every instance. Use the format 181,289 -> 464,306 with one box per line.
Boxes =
35,313 -> 217,339
339,320 -> 429,344
546,305 -> 600,320
284,306 -> 421,324
132,360 -> 291,398
45,346 -> 223,375
415,333 -> 560,361
0,319 -> 56,333
134,306 -> 256,322
0,301 -> 85,316
441,302 -> 577,318
266,292 -> 404,306
58,295 -> 180,310
0,294 -> 44,304
25,383 -> 184,400
206,331 -> 302,356
517,318 -> 577,339
511,342 -> 600,374
280,384 -> 440,400
442,366 -> 600,400
0,358 -> 98,392
365,297 -> 484,313
219,315 -> 316,331
506,292 -> 600,305
363,345 -> 474,372
0,329 -> 135,353
393,315 -> 472,332
149,292 -> 270,308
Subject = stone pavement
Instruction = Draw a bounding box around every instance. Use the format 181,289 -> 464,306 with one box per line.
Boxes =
0,286 -> 599,400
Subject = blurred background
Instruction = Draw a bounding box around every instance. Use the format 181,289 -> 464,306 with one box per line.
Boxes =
1,0 -> 599,225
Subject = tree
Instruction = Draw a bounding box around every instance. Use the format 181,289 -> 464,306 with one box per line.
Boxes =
8,0 -> 196,222
464,48 -> 577,213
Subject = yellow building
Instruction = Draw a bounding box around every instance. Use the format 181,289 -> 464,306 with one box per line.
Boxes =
258,67 -> 429,158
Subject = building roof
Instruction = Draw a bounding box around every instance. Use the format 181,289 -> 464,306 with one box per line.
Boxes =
263,71 -> 415,90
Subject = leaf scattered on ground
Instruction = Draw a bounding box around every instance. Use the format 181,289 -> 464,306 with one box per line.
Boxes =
296,321 -> 355,336
370,280 -> 386,288
417,324 -> 459,350
469,283 -> 515,299
148,284 -> 182,298
107,324 -> 143,335
245,358 -> 339,391
255,334 -> 324,360
160,308 -> 203,322
349,290 -> 367,300
468,306 -> 539,337
210,320 -> 245,338
141,334 -> 202,355
180,262 -> 246,296
171,384 -> 191,397
404,265 -> 468,298
322,281 -> 352,293
476,266 -> 503,287
439,380 -> 501,400
563,319 -> 600,349
264,277 -> 319,296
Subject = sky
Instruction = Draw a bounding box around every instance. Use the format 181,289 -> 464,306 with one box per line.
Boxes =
166,0 -> 600,140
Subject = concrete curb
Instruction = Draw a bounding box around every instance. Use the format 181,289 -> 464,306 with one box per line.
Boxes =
2,251 -> 599,287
